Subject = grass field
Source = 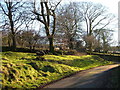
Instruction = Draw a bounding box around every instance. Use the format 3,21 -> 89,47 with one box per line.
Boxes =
1,51 -> 113,89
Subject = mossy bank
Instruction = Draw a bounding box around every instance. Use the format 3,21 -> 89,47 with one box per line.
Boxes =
1,51 -> 113,89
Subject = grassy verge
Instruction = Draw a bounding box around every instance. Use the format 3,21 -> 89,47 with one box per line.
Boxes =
1,51 -> 113,89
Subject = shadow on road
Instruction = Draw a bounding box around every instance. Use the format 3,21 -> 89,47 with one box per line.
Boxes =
43,64 -> 119,88
70,66 -> 120,88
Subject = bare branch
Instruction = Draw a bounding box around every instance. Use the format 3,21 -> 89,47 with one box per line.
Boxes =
54,0 -> 62,10
0,3 -> 8,16
92,16 -> 107,30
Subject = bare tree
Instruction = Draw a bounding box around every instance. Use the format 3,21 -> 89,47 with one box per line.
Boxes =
98,29 -> 113,52
56,2 -> 82,49
79,2 -> 115,52
17,29 -> 41,51
0,0 -> 30,51
32,0 -> 62,53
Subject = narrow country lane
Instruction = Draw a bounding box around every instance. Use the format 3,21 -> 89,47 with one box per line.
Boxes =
43,64 -> 119,88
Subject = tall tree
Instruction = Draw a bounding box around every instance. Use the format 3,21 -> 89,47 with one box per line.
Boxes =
0,0 -> 30,51
98,29 -> 113,52
32,0 -> 62,53
79,2 -> 115,52
17,29 -> 41,51
56,2 -> 82,49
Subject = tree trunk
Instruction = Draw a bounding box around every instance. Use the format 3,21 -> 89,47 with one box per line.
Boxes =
11,33 -> 16,51
48,37 -> 54,53
33,46 -> 35,51
69,41 -> 73,50
29,42 -> 32,52
88,22 -> 92,53
8,4 -> 16,51
68,37 -> 74,49
88,43 -> 92,54
8,38 -> 11,47
69,43 -> 73,50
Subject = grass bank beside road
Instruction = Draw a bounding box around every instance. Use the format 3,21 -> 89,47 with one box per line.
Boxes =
1,51 -> 113,89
